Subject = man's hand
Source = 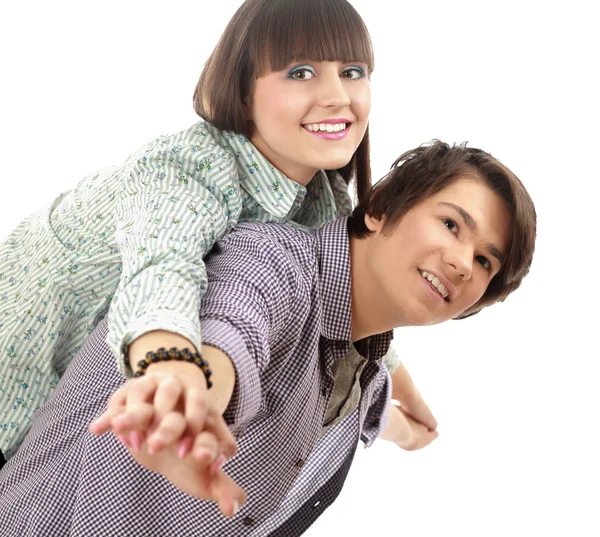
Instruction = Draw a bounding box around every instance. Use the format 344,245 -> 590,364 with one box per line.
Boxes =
390,361 -> 438,432
380,403 -> 439,451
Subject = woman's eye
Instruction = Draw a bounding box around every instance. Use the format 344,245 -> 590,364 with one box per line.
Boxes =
288,66 -> 315,80
476,255 -> 491,270
443,218 -> 459,234
341,66 -> 365,79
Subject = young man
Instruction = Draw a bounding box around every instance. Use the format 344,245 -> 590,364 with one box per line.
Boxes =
0,141 -> 536,537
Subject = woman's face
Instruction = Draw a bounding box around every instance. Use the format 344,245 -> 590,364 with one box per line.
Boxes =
359,177 -> 512,328
246,60 -> 371,185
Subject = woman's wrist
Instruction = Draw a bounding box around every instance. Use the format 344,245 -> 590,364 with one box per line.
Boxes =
127,332 -> 236,416
127,330 -> 197,369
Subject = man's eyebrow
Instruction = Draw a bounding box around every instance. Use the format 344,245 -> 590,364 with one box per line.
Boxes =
438,202 -> 506,265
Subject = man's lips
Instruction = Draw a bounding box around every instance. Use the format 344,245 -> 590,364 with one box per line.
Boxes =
419,269 -> 455,301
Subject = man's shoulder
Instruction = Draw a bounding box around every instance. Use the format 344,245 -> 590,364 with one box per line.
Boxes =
225,222 -> 318,265
205,222 -> 319,302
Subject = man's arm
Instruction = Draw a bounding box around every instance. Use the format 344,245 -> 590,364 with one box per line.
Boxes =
379,403 -> 439,451
390,360 -> 438,431
90,226 -> 306,511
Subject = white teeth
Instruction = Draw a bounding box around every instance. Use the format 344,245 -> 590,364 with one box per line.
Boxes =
305,123 -> 347,132
420,270 -> 449,299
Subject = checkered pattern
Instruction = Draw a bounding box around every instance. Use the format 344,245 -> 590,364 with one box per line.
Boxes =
0,219 -> 391,536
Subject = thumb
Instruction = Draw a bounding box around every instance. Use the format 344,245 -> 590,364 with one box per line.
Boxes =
210,470 -> 247,518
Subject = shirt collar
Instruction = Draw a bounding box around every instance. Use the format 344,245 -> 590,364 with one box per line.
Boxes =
315,217 -> 352,342
315,217 -> 393,358
223,131 -> 308,219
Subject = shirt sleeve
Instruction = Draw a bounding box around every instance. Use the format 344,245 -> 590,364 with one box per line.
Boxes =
197,227 -> 306,431
382,345 -> 401,373
361,367 -> 392,447
107,139 -> 243,376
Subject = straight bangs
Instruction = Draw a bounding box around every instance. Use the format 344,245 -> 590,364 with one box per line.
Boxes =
249,0 -> 374,76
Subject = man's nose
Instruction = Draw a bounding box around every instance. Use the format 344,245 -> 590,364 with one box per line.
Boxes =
445,246 -> 473,281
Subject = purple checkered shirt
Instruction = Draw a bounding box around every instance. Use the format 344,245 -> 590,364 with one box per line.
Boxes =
0,218 -> 392,536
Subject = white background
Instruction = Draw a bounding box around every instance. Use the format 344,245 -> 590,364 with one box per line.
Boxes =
1,1 -> 598,535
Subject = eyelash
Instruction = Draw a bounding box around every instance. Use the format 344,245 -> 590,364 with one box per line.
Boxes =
442,218 -> 491,270
286,65 -> 366,81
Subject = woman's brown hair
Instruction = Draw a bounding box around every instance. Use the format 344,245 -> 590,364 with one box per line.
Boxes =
348,140 -> 537,319
193,0 -> 374,202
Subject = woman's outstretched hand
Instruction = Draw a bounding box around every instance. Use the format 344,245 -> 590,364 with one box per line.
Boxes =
89,361 -> 245,517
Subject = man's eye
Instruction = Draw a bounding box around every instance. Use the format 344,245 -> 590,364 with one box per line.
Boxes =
476,256 -> 491,270
443,218 -> 458,233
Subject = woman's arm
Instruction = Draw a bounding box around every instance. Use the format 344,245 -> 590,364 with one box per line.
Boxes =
108,132 -> 242,378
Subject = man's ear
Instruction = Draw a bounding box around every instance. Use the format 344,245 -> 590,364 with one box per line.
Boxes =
364,213 -> 384,232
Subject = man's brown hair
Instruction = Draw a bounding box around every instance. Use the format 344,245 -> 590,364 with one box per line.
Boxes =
349,140 -> 537,318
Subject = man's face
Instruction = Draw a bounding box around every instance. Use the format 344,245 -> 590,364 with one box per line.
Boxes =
362,177 -> 512,327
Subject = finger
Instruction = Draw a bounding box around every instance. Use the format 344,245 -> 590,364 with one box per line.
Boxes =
89,405 -> 127,435
184,387 -> 209,436
420,408 -> 438,431
111,403 -> 156,434
203,409 -> 237,460
416,429 -> 439,450
105,384 -> 129,409
147,411 -> 187,454
125,375 -> 160,409
209,470 -> 247,518
128,430 -> 146,453
210,453 -> 228,475
191,431 -> 220,466
177,435 -> 194,459
152,375 -> 184,423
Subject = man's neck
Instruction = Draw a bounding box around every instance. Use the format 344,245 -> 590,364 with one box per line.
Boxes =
349,236 -> 405,341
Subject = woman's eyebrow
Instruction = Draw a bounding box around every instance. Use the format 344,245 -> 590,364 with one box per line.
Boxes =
438,202 -> 505,264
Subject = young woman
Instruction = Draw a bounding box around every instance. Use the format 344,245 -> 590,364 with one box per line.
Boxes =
0,0 -> 380,460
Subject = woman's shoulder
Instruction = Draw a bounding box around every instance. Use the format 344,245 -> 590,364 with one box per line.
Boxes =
117,119 -> 243,182
147,119 -> 238,160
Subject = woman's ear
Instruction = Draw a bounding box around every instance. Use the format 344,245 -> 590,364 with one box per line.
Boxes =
364,213 -> 384,232
242,99 -> 252,121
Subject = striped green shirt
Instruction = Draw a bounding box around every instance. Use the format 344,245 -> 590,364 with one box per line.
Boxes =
0,119 -> 353,456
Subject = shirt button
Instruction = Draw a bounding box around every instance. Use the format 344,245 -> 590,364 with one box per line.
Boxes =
312,500 -> 321,509
243,517 -> 255,526
295,459 -> 305,468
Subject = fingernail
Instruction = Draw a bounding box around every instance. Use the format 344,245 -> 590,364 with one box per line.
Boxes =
210,454 -> 227,474
116,434 -> 130,448
194,448 -> 216,463
129,431 -> 141,453
178,439 -> 190,459
233,500 -> 240,516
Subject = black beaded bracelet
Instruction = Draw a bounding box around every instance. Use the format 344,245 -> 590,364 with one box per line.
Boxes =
133,347 -> 213,389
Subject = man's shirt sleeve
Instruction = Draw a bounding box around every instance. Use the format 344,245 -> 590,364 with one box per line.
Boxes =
361,367 -> 392,447
198,227 -> 307,431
